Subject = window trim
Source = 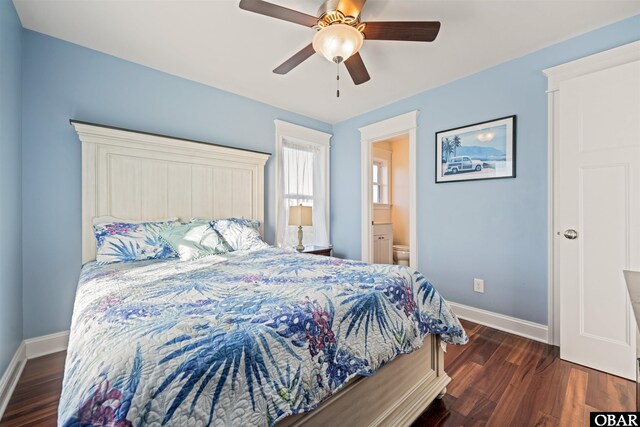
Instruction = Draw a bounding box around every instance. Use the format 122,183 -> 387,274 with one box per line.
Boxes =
274,120 -> 332,247
372,149 -> 391,207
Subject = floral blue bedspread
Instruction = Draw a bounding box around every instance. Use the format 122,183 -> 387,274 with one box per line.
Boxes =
59,247 -> 467,427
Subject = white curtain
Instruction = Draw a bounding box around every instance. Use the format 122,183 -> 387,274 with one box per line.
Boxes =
312,143 -> 329,246
276,138 -> 330,249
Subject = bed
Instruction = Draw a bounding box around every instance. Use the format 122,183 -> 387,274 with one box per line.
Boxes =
59,121 -> 467,427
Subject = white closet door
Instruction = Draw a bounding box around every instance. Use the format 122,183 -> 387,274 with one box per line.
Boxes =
559,60 -> 640,380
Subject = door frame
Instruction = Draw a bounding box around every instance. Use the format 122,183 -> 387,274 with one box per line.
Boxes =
543,40 -> 640,346
359,110 -> 418,268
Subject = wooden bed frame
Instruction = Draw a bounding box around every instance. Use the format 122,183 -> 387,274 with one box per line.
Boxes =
72,120 -> 449,426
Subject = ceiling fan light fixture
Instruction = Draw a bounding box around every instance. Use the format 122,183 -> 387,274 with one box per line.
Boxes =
312,23 -> 363,64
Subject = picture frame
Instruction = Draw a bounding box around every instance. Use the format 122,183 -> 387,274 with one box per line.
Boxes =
435,115 -> 516,183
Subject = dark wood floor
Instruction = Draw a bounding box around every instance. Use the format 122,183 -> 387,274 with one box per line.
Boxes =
1,350 -> 65,427
0,320 -> 634,426
413,319 -> 634,426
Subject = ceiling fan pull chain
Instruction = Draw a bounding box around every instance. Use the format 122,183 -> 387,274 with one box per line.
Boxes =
336,61 -> 340,98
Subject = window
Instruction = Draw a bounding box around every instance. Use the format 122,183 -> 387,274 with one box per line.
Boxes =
372,157 -> 389,205
275,121 -> 331,249
372,161 -> 381,203
282,142 -> 316,245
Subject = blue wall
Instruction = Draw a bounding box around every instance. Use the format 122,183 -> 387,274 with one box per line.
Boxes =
331,14 -> 640,325
0,0 -> 23,374
15,12 -> 640,339
21,30 -> 331,338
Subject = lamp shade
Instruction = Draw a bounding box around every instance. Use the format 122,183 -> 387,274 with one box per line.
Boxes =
312,24 -> 364,63
289,205 -> 313,226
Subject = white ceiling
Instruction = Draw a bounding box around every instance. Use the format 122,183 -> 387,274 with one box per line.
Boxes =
13,0 -> 640,124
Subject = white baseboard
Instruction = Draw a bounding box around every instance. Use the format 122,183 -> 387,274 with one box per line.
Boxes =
24,331 -> 70,359
449,302 -> 549,343
0,331 -> 70,421
0,342 -> 26,421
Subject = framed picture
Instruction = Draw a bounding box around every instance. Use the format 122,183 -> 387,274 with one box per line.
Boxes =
436,115 -> 516,183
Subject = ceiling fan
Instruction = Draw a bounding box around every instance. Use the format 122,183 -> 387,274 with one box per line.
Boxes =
239,0 -> 441,91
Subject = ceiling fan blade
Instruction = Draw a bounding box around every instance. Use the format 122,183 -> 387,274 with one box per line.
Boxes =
344,52 -> 370,85
363,21 -> 441,42
273,44 -> 316,74
239,0 -> 318,27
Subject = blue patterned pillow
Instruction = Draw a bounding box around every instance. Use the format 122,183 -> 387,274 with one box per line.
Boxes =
159,220 -> 232,261
210,218 -> 269,251
93,220 -> 179,264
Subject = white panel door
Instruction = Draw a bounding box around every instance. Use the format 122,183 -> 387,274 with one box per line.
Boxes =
559,60 -> 640,380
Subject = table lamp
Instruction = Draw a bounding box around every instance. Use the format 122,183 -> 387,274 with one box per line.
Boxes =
288,204 -> 312,252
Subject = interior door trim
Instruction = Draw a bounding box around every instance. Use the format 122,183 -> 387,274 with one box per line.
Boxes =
543,40 -> 640,346
359,110 -> 418,269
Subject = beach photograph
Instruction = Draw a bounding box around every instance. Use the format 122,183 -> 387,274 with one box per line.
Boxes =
436,116 -> 516,183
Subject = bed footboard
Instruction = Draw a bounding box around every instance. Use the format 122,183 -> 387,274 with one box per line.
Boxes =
279,334 -> 449,427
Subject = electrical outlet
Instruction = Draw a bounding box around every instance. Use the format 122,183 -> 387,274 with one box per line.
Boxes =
474,278 -> 484,293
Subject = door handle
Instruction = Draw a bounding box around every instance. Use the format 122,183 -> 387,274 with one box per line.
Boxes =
563,229 -> 578,240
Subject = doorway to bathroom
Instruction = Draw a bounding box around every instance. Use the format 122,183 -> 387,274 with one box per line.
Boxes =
371,136 -> 410,265
359,111 -> 418,269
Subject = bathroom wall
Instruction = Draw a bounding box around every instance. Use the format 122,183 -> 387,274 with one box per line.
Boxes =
389,136 -> 410,246
372,206 -> 391,224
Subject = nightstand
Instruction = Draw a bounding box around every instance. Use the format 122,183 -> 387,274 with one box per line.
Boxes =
300,245 -> 333,257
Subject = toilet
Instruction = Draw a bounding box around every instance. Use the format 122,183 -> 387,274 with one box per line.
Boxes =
392,244 -> 410,266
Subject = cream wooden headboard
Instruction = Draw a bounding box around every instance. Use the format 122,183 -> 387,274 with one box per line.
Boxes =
72,120 -> 271,263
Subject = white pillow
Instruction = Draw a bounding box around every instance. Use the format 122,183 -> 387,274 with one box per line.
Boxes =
93,219 -> 179,264
210,218 -> 269,251
159,220 -> 232,261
